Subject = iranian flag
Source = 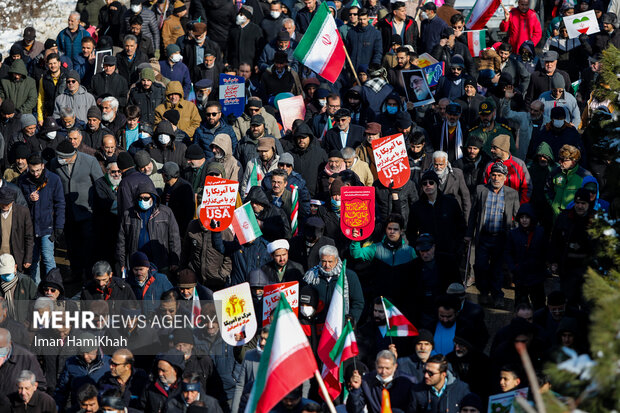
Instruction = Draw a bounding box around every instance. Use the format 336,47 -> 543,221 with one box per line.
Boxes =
382,297 -> 419,337
230,202 -> 262,244
244,293 -> 318,413
466,30 -> 486,57
293,2 -> 346,83
465,0 -> 502,30
320,117 -> 333,140
245,163 -> 263,196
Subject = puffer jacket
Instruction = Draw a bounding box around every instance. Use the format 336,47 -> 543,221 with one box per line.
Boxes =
181,218 -> 233,290
232,108 -> 281,141
89,71 -> 129,107
211,133 -> 241,181
346,24 -> 383,69
127,265 -> 174,315
128,81 -> 166,125
194,119 -> 237,161
116,182 -> 182,269
154,81 -> 202,137
0,60 -> 37,114
499,8 -> 542,53
545,163 -> 591,216
56,26 -> 91,62
53,85 -> 97,122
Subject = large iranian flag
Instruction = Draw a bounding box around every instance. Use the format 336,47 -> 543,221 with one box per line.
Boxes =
382,297 -> 419,337
293,2 -> 346,83
466,30 -> 486,57
245,293 -> 318,413
465,0 -> 502,30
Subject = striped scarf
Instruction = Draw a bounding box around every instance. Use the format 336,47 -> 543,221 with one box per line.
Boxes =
1,276 -> 19,319
303,259 -> 350,314
440,120 -> 463,160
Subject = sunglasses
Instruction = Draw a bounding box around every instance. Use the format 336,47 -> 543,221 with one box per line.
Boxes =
66,79 -> 78,84
423,369 -> 439,377
109,361 -> 127,367
109,170 -> 121,175
206,112 -> 220,117
278,163 -> 292,168
349,12 -> 358,15
138,196 -> 151,201
421,180 -> 435,186
44,287 -> 58,293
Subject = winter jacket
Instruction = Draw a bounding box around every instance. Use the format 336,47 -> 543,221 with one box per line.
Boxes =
467,184 -> 520,241
499,8 -> 542,53
361,81 -> 395,117
453,151 -> 492,206
146,123 -> 188,166
347,371 -> 416,413
116,49 -> 150,85
154,81 -> 202,137
161,14 -> 184,48
37,70 -> 68,121
211,132 -> 242,181
227,22 -> 265,68
240,154 -> 281,196
81,275 -> 137,302
236,132 -> 283,170
212,231 -> 272,286
376,14 -> 418,55
527,121 -> 584,162
525,69 -> 572,106
0,61 -> 37,114
304,266 -> 364,323
437,166 -> 472,220
127,266 -> 174,315
48,152 -> 104,221
56,26 -> 91,62
565,175 -> 609,213
97,368 -> 150,410
258,42 -> 298,73
128,82 -> 166,125
260,66 -> 304,99
289,235 -> 336,271
247,186 -> 291,240
374,178 -> 419,229
483,156 -> 531,204
289,135 -> 327,197
117,168 -> 153,215
545,163 -> 591,216
0,344 -> 47,397
17,169 -> 66,237
295,7 -> 316,33
538,90 -> 581,126
408,374 -> 470,413
419,15 -> 449,54
53,85 -> 97,122
89,71 -> 129,107
166,392 -> 223,413
194,119 -> 237,161
117,182 -> 181,269
262,170 -> 311,219
455,94 -> 485,131
431,42 -> 476,79
54,352 -> 110,408
0,204 -> 33,272
346,24 -> 383,69
233,108 -> 281,141
501,56 -> 531,94
0,273 -> 37,322
121,8 -> 160,51
159,60 -> 192,98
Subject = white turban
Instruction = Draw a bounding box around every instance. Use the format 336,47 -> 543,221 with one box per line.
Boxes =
267,239 -> 290,254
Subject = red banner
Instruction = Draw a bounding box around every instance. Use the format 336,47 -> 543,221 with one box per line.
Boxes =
340,186 -> 375,241
372,133 -> 411,188
262,282 -> 299,326
198,176 -> 239,231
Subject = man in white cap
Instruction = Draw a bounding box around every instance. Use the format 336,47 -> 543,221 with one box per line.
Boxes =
261,239 -> 304,283
0,254 -> 37,323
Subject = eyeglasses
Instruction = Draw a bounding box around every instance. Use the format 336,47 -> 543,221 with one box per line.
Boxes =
206,112 -> 220,117
423,369 -> 439,377
66,79 -> 78,84
109,361 -> 127,367
421,180 -> 435,187
278,163 -> 292,168
138,196 -> 151,201
44,287 -> 58,293
349,12 -> 358,15
336,118 -> 348,122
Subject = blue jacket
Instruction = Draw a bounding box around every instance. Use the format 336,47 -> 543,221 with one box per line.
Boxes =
127,265 -> 174,315
345,24 -> 383,69
159,60 -> 192,98
57,26 -> 91,63
213,233 -> 272,286
72,54 -> 95,88
194,120 -> 237,161
18,170 -> 66,237
54,351 -> 111,408
419,16 -> 449,54
347,371 -> 416,413
261,170 -> 311,220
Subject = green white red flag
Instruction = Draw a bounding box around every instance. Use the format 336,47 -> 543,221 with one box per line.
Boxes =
465,0 -> 502,30
466,30 -> 486,57
244,293 -> 318,413
293,2 -> 346,83
382,297 -> 419,337
230,202 -> 262,244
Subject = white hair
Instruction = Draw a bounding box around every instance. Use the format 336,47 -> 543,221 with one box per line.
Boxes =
33,297 -> 55,311
432,151 -> 448,161
16,370 -> 36,385
376,350 -> 397,364
102,96 -> 119,110
282,18 -> 295,27
319,245 -> 339,259
69,11 -> 81,19
60,107 -> 75,118
341,147 -> 356,160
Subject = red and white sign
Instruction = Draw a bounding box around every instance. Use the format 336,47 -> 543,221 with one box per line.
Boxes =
372,133 -> 411,189
198,176 -> 239,231
340,186 -> 375,241
262,282 -> 299,326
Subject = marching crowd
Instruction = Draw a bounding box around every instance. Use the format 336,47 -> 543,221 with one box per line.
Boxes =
0,0 -> 617,410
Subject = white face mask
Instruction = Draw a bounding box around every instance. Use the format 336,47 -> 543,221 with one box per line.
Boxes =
270,11 -> 281,18
236,15 -> 247,25
170,53 -> 183,63
58,158 -> 68,166
131,4 -> 142,13
376,374 -> 394,385
318,99 -> 326,107
46,131 -> 57,140
421,11 -> 428,19
158,134 -> 171,145
552,119 -> 564,128
300,305 -> 315,317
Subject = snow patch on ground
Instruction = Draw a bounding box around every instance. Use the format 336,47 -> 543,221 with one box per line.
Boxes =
0,0 -> 77,56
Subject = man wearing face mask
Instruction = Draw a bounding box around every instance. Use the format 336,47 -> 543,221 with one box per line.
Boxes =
146,120 -> 187,166
0,253 -> 36,323
177,22 -> 222,81
117,181 -> 181,272
418,2 -> 449,54
258,31 -> 299,73
27,117 -> 62,163
0,60 -> 37,115
227,6 -> 265,69
261,1 -> 286,43
528,106 -> 584,163
0,328 -> 47,397
160,44 -> 192,98
466,100 -> 516,157
298,284 -> 321,356
121,0 -> 160,55
501,90 -> 545,160
538,75 -> 580,126
349,350 -> 416,413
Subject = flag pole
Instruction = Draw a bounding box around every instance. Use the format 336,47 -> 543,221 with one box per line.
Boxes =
342,45 -> 361,85
314,370 -> 338,413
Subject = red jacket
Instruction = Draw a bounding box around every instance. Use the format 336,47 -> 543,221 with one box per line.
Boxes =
499,9 -> 542,52
484,156 -> 532,204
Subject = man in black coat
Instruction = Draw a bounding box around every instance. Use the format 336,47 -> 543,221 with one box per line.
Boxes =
295,0 -> 317,33
525,50 -> 572,106
288,123 -> 327,198
140,349 -> 185,412
376,2 -> 419,55
246,186 -> 291,241
261,239 -> 305,283
84,106 -> 114,150
89,55 -> 129,107
323,108 -> 365,153
288,216 -> 336,271
497,42 -> 531,94
190,0 -> 236,53
97,349 -> 149,410
116,151 -> 153,215
116,35 -> 149,86
94,158 -> 121,268
453,135 -> 492,206
127,69 -> 166,126
160,161 -> 195,236
227,6 -> 265,69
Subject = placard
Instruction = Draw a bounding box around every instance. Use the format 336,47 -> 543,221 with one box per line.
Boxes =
219,74 -> 245,117
416,53 -> 438,68
213,282 -> 257,346
372,133 -> 411,188
401,69 -> 435,107
277,95 -> 306,133
563,10 -> 600,38
487,388 -> 529,413
262,282 -> 299,326
94,49 -> 113,75
198,176 -> 239,231
340,186 -> 375,241
423,62 -> 444,87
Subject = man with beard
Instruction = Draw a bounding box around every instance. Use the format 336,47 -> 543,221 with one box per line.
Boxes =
437,102 -> 465,162
100,96 -> 126,136
261,239 -> 305,283
128,15 -> 154,58
17,154 -> 65,283
484,135 -> 531,204
84,106 -> 113,150
497,42 -> 530,94
155,81 -> 202,139
94,159 -> 122,264
241,136 -> 282,195
324,108 -> 365,153
396,329 -> 435,382
233,98 -> 281,142
194,101 -> 236,159
127,69 -> 166,126
466,100 -> 516,156
455,79 -> 484,131
343,86 -> 375,127
0,101 -> 23,167
258,31 -> 298,73
501,89 -> 545,160
356,298 -> 392,367
409,71 -> 431,102
525,51 -> 572,106
429,151 -> 471,220
387,47 -> 413,97
142,349 -> 185,412
453,136 -> 491,208
408,131 -> 433,187
236,115 -> 283,169
435,55 -> 471,101
193,79 -> 214,119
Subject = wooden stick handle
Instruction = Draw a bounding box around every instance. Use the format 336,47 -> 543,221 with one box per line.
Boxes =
314,370 -> 338,413
342,44 -> 361,85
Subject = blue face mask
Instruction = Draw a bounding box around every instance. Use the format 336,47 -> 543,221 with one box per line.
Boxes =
331,199 -> 341,211
138,199 -> 153,210
0,346 -> 8,357
386,106 -> 398,115
0,273 -> 15,282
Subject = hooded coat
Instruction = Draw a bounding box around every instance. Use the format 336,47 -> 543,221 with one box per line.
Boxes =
147,120 -> 187,166
0,61 -> 37,114
289,123 -> 328,197
499,7 -> 542,53
154,81 -> 202,137
245,186 -> 291,241
116,181 -> 182,269
212,133 -> 242,182
195,119 -> 237,162
545,163 -> 591,216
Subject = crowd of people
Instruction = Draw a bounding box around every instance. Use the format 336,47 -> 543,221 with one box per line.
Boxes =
0,0 -> 616,410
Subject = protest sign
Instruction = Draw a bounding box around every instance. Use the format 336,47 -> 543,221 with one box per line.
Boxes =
262,281 -> 299,326
213,282 -> 257,346
340,186 -> 375,241
198,176 -> 238,231
416,53 -> 438,68
423,62 -> 444,87
372,133 -> 411,188
487,388 -> 529,413
219,74 -> 245,117
401,69 -> 435,107
563,10 -> 600,38
94,49 -> 113,75
277,95 -> 306,132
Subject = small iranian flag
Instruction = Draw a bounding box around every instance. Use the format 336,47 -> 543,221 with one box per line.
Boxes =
465,0 -> 502,30
191,288 -> 201,327
290,184 -> 299,236
230,202 -> 263,244
382,297 -> 418,337
466,30 -> 486,57
244,293 -> 318,413
293,2 -> 346,83
245,163 -> 263,196
320,117 -> 333,140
